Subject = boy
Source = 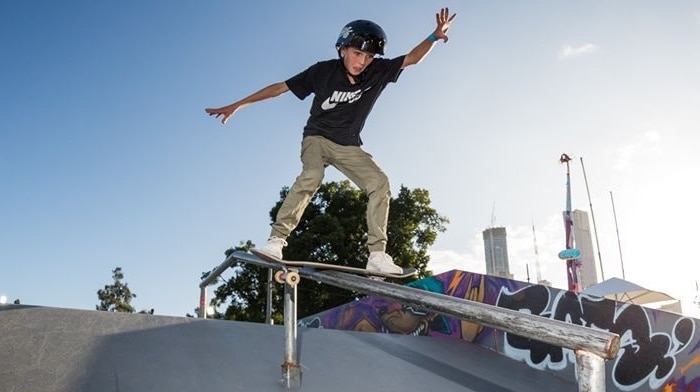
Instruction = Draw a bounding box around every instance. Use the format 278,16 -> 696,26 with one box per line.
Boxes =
206,8 -> 456,273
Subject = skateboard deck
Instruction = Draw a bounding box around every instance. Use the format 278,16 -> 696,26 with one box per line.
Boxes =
250,249 -> 418,279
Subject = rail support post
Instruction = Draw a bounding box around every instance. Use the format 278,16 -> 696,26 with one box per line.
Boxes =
199,287 -> 207,319
576,349 -> 606,392
281,268 -> 301,389
265,268 -> 274,325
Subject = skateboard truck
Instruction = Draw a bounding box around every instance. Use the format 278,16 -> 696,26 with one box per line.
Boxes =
274,269 -> 300,286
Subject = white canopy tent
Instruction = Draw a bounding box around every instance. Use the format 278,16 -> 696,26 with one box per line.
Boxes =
582,277 -> 682,313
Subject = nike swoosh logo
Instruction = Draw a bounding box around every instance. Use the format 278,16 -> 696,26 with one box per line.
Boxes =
321,97 -> 338,110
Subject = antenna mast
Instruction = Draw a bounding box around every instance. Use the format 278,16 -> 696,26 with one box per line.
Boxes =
610,191 -> 626,280
580,157 -> 605,281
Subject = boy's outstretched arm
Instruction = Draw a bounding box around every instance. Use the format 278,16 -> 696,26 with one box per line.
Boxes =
402,7 -> 457,69
205,81 -> 289,125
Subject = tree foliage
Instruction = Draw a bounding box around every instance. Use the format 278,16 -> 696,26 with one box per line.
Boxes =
208,180 -> 448,322
96,267 -> 137,313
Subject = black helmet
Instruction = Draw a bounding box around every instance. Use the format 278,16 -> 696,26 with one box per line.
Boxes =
335,20 -> 386,56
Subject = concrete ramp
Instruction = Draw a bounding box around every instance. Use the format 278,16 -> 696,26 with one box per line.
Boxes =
0,304 -> 576,391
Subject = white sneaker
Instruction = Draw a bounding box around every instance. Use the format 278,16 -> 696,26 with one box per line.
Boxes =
366,251 -> 403,274
257,237 -> 287,260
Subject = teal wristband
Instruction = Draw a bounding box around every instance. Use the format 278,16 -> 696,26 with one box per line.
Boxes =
428,33 -> 437,42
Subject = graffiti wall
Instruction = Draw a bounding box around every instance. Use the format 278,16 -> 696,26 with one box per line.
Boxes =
299,270 -> 700,391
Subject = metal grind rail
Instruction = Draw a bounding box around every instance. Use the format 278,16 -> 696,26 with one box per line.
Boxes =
200,251 -> 620,391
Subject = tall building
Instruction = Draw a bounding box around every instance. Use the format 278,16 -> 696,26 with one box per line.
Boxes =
573,209 -> 598,289
482,227 -> 512,278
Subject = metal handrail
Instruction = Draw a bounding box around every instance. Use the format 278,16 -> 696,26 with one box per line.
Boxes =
205,251 -> 620,391
197,254 -> 237,319
308,269 -> 619,359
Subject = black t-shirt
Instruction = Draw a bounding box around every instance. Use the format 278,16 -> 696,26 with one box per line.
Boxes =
285,56 -> 405,146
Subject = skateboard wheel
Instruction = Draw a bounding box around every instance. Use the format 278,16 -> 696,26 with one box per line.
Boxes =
285,272 -> 300,285
274,270 -> 286,284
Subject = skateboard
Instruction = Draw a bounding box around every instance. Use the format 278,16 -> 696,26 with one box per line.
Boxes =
250,248 -> 418,283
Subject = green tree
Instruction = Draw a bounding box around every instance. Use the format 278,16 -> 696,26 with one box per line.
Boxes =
210,180 -> 448,321
96,267 -> 137,313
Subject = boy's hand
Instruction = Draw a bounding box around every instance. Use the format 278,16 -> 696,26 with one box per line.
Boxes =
205,105 -> 238,125
433,7 -> 457,43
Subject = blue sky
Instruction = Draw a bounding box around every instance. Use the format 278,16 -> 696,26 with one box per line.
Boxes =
2,1 -> 699,317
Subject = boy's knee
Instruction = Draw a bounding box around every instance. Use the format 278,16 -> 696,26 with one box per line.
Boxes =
296,168 -> 324,190
366,173 -> 390,196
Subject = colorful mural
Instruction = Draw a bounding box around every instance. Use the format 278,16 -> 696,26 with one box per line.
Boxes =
299,270 -> 700,392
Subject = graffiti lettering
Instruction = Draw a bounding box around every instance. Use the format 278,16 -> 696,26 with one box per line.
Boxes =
497,285 -> 695,390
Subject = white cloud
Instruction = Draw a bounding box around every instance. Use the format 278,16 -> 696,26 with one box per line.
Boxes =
644,130 -> 661,143
558,43 -> 599,59
428,232 -> 485,275
613,130 -> 663,171
428,249 -> 483,275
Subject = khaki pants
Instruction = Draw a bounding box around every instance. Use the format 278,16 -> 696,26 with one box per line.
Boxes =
270,136 -> 390,252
